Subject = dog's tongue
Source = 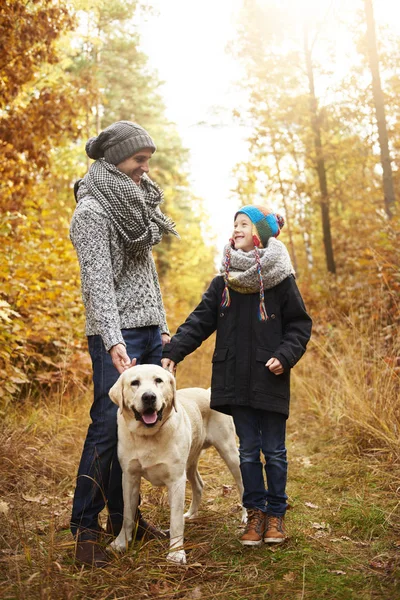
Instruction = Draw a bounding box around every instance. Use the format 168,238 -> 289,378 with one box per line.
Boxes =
142,411 -> 158,425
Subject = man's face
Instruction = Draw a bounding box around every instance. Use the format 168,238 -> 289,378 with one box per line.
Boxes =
232,213 -> 255,252
116,148 -> 153,184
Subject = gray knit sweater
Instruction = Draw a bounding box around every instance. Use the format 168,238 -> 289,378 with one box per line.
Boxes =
70,193 -> 169,351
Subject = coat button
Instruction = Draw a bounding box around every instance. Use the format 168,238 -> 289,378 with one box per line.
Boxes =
220,312 -> 224,317
270,313 -> 276,319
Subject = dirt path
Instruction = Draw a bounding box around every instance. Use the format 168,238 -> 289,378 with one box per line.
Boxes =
0,393 -> 399,599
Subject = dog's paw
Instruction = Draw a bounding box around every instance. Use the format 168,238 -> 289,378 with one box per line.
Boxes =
184,510 -> 198,521
109,536 -> 129,553
166,549 -> 187,565
241,508 -> 248,524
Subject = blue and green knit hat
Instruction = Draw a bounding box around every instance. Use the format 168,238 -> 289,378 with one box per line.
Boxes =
235,205 -> 284,248
220,205 -> 285,320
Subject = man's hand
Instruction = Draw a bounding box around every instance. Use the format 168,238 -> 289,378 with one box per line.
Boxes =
161,358 -> 176,374
266,357 -> 284,375
110,343 -> 137,374
161,333 -> 171,347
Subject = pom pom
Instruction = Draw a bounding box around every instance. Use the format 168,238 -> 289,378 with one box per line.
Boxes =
85,136 -> 105,160
276,214 -> 285,230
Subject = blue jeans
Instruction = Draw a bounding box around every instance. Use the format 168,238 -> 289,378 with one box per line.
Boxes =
230,406 -> 288,516
70,326 -> 162,539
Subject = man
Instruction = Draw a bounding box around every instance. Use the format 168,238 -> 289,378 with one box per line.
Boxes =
70,121 -> 178,567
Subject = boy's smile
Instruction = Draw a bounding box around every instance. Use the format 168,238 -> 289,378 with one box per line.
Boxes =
232,213 -> 255,252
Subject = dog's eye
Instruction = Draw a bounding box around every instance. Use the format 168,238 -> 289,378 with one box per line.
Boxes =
155,378 -> 163,384
131,380 -> 140,386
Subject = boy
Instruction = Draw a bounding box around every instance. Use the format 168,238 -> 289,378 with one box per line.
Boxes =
162,205 -> 312,546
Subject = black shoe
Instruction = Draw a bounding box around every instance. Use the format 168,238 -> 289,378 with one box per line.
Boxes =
135,514 -> 168,540
75,539 -> 109,568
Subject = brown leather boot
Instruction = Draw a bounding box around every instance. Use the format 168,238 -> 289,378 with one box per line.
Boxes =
75,539 -> 109,568
240,509 -> 266,547
263,514 -> 286,543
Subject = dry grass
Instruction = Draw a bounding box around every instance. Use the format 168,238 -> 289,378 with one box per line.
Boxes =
293,312 -> 400,461
1,320 -> 400,599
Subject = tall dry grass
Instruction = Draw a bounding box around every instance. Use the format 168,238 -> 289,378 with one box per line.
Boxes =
293,310 -> 400,460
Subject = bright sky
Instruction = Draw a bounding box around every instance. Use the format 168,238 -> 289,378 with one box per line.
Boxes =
139,0 -> 400,251
139,0 -> 246,249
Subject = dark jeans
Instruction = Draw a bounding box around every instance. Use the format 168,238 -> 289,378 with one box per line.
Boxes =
230,405 -> 288,516
70,326 -> 162,539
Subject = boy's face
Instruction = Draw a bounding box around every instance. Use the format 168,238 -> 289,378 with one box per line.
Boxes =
116,148 -> 153,184
232,213 -> 255,252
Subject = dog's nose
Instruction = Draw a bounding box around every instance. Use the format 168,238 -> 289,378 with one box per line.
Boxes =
141,391 -> 157,407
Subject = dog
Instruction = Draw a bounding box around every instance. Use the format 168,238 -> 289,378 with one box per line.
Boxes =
108,363 -> 246,564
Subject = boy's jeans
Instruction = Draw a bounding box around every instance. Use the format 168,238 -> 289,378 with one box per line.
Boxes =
230,405 -> 288,516
70,326 -> 162,539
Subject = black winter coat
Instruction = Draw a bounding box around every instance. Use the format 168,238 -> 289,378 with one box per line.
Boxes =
162,274 -> 312,417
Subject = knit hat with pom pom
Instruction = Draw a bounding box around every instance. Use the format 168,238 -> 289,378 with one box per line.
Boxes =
235,205 -> 284,248
85,121 -> 156,165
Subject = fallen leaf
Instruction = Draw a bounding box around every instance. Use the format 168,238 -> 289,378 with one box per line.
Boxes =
222,485 -> 233,496
185,586 -> 202,599
22,493 -> 43,503
283,571 -> 296,582
312,530 -> 328,538
354,541 -> 369,547
369,559 -> 393,572
0,501 -> 9,515
311,521 -> 329,530
305,502 -> 319,509
330,570 -> 346,575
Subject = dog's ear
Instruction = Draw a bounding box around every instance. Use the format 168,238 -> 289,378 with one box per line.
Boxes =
109,375 -> 125,412
169,372 -> 177,412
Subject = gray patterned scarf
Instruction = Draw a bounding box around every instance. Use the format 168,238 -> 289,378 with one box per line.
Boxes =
220,238 -> 294,319
79,159 -> 178,254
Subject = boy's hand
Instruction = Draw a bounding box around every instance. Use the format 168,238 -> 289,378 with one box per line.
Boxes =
110,343 -> 137,374
266,357 -> 284,375
162,358 -> 176,374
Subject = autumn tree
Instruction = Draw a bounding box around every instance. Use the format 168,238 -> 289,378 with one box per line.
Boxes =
0,0 -> 216,403
363,0 -> 396,218
231,0 -> 339,274
232,0 -> 399,325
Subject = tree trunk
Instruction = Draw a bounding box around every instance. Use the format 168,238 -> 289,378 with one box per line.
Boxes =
364,0 -> 395,219
271,139 -> 299,274
303,26 -> 336,274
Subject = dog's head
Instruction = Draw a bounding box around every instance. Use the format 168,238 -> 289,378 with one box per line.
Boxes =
109,364 -> 176,433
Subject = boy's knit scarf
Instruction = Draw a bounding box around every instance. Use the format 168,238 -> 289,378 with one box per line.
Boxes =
220,238 -> 295,319
79,158 -> 178,254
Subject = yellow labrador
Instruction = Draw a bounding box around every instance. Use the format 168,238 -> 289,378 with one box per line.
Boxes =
108,364 -> 246,564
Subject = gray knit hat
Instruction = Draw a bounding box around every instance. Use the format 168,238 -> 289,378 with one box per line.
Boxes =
85,120 -> 156,165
